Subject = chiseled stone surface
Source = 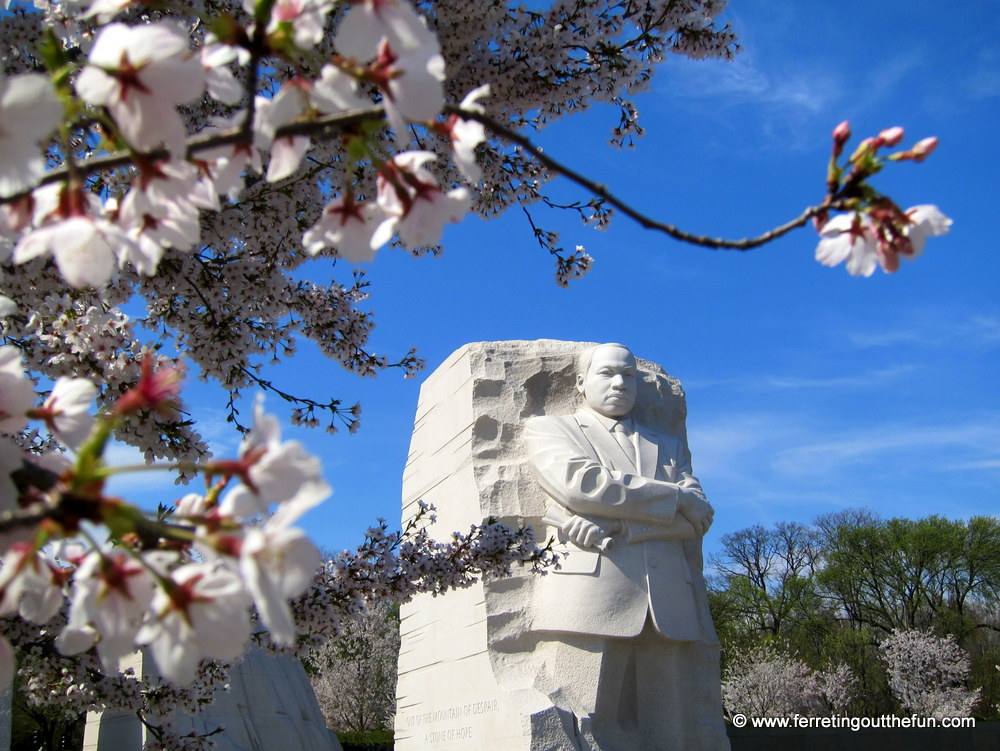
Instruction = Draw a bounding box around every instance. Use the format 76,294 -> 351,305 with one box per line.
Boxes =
83,648 -> 341,751
395,340 -> 727,750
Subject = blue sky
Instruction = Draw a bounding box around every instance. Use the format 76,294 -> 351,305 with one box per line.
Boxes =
108,0 -> 1000,561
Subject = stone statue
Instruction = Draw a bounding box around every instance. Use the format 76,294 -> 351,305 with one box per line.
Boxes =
393,340 -> 728,751
523,343 -> 729,751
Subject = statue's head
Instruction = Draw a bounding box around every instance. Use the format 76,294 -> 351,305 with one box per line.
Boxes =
576,343 -> 637,419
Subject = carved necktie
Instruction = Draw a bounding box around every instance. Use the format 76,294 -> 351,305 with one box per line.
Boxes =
612,421 -> 637,468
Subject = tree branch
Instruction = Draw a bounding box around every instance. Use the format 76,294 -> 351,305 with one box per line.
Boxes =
17,105 -> 387,198
447,104 -> 839,250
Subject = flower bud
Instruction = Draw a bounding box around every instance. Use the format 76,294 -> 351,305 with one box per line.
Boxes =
878,126 -> 905,147
848,137 -> 877,164
911,136 -> 938,162
832,120 -> 851,157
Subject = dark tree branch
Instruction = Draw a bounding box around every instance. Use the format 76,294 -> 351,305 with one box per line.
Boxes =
446,104 -> 841,250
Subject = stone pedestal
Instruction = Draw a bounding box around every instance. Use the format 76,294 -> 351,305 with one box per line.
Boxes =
394,340 -> 719,750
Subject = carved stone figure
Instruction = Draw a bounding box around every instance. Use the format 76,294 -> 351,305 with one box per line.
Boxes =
524,343 -> 729,750
393,340 -> 728,751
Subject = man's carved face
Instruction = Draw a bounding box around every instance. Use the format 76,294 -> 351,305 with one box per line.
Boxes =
577,345 -> 637,418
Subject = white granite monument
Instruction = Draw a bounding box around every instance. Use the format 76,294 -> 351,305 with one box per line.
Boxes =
83,647 -> 340,751
394,340 -> 729,751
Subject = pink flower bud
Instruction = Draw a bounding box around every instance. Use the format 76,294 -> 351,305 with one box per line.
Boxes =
878,126 -> 905,147
832,120 -> 851,157
911,136 -> 938,162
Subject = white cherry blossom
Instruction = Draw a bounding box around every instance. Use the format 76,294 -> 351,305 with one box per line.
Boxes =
202,44 -> 244,105
75,22 -> 205,153
218,398 -> 330,520
13,214 -> 133,288
903,204 -> 952,257
0,545 -> 66,625
265,0 -> 332,49
444,84 -> 490,183
335,0 -> 436,60
56,550 -> 159,673
376,151 -> 470,249
37,377 -> 98,450
0,72 -> 62,198
302,195 -> 390,262
136,561 -> 251,685
239,506 -> 322,646
815,212 -> 879,277
0,345 -> 35,434
312,63 -> 371,114
256,85 -> 313,182
374,38 -> 446,139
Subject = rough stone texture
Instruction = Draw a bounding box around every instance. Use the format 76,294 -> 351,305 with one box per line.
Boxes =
83,648 -> 341,751
394,340 -> 698,750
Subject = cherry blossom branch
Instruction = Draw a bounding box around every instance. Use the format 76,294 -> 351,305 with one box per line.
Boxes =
446,104 -> 839,250
10,106 -> 387,199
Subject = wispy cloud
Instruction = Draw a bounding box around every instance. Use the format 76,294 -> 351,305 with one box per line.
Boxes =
768,418 -> 1000,478
846,310 -> 1000,350
686,364 -> 915,392
689,409 -> 1000,538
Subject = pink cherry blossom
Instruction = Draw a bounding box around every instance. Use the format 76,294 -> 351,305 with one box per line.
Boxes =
815,212 -> 879,277
903,205 -> 951,257
878,126 -> 904,147
75,22 -> 205,153
136,561 -> 251,685
0,72 -> 62,198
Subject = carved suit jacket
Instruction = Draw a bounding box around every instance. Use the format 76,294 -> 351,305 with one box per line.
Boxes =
524,408 -> 716,643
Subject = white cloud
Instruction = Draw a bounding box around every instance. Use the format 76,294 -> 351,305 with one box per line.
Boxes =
846,309 -> 1000,350
685,364 -> 916,393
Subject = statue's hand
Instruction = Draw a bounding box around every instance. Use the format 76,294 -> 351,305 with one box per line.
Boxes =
562,515 -> 617,550
678,490 -> 714,536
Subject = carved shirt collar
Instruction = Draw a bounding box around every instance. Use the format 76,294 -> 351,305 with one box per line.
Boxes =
580,405 -> 634,435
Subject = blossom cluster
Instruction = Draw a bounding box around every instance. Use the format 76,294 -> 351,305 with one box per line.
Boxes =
814,122 -> 951,276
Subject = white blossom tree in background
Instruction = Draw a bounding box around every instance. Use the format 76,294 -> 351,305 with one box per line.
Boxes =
0,0 -> 953,747
879,629 -> 980,719
722,642 -> 855,719
307,600 -> 399,736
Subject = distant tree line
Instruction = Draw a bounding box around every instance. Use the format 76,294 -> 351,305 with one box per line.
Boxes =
709,510 -> 1000,717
